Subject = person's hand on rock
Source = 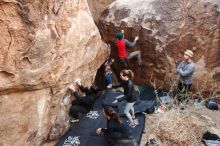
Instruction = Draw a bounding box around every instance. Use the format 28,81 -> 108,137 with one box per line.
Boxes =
69,84 -> 76,92
75,78 -> 81,86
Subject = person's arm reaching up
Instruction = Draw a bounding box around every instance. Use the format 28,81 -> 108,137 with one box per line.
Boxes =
125,36 -> 139,48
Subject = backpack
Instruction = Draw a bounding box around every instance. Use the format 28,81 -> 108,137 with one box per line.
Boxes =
145,100 -> 157,114
205,99 -> 218,110
202,131 -> 220,146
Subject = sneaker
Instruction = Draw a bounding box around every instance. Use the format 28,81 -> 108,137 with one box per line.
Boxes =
130,122 -> 136,128
69,118 -> 79,123
133,119 -> 139,125
132,116 -> 136,120
128,120 -> 139,128
107,84 -> 112,89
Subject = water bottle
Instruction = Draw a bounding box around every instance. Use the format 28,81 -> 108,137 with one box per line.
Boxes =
194,99 -> 201,110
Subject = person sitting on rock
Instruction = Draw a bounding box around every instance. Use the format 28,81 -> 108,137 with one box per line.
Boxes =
176,50 -> 195,102
68,79 -> 100,121
96,105 -> 138,146
104,58 -> 115,89
116,30 -> 144,67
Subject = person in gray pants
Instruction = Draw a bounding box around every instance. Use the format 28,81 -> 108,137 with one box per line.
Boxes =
113,69 -> 138,127
176,50 -> 196,102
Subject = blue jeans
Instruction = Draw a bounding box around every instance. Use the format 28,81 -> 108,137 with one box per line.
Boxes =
105,73 -> 112,87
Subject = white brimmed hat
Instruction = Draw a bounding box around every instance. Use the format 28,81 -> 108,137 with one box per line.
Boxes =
184,50 -> 193,57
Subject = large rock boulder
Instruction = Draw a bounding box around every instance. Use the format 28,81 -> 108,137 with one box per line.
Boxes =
87,0 -> 115,23
99,0 -> 220,93
0,0 -> 108,145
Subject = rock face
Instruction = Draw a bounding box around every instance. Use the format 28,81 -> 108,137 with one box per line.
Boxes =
99,0 -> 220,92
87,0 -> 115,23
0,0 -> 108,146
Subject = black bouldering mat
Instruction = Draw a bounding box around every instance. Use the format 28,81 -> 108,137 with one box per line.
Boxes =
55,91 -> 145,146
102,89 -> 156,116
55,111 -> 145,146
139,85 -> 166,100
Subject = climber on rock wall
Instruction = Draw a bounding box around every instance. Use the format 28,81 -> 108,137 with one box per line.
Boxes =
116,30 -> 144,68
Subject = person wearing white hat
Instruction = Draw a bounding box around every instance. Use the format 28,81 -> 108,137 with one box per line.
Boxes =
176,50 -> 196,102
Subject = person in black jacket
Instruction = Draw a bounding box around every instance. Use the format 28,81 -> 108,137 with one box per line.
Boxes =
112,69 -> 137,126
68,79 -> 99,120
96,106 -> 137,146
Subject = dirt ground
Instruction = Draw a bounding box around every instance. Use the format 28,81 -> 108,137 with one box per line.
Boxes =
140,101 -> 220,146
